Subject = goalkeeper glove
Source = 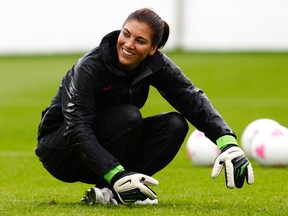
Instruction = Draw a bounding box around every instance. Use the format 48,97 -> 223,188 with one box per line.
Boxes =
104,165 -> 158,205
211,135 -> 254,188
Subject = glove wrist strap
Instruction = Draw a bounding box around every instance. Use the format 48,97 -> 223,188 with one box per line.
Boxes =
104,165 -> 125,184
216,135 -> 238,150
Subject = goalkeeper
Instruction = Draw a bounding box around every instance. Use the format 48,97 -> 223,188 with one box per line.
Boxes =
35,8 -> 254,205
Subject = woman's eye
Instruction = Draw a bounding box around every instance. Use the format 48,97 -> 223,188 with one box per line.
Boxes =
137,40 -> 145,44
122,31 -> 130,38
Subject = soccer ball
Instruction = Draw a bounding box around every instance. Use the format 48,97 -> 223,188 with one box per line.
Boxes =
251,125 -> 288,166
186,129 -> 220,166
241,118 -> 280,159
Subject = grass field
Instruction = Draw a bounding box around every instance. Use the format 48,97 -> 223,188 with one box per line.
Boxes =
0,51 -> 288,215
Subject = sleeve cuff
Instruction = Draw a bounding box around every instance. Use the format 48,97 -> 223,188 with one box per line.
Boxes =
103,165 -> 125,184
216,135 -> 238,150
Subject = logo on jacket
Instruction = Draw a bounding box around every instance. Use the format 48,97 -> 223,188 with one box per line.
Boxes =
103,86 -> 112,91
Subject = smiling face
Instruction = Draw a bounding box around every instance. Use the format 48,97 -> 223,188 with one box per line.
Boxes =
116,20 -> 157,71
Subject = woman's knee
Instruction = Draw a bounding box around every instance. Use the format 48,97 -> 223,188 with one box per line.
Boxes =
97,105 -> 142,127
166,112 -> 189,137
116,105 -> 143,129
121,105 -> 142,122
94,105 -> 143,143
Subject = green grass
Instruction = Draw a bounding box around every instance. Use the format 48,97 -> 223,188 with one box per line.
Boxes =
1,52 -> 288,215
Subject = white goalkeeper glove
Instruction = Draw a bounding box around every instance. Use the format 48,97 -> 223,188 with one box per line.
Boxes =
211,136 -> 254,188
111,171 -> 158,205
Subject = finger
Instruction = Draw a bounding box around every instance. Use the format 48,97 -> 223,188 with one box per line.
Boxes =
140,175 -> 159,186
211,158 -> 223,178
225,160 -> 235,188
139,184 -> 158,200
235,170 -> 246,188
246,164 -> 255,185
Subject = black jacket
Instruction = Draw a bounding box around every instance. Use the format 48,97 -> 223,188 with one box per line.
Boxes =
37,30 -> 235,175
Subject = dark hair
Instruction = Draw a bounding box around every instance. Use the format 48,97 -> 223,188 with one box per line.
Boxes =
123,8 -> 170,49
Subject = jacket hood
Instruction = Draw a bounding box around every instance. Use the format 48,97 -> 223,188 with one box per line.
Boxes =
99,30 -> 124,76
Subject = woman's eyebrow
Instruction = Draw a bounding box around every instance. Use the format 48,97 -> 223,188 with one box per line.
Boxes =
122,28 -> 148,41
122,28 -> 130,34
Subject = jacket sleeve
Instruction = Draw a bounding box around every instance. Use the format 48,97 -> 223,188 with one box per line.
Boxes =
61,57 -> 120,176
151,56 -> 236,143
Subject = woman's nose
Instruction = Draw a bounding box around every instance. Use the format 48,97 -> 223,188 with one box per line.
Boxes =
125,38 -> 135,49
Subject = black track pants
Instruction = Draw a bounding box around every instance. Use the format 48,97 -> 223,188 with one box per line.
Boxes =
36,105 -> 188,184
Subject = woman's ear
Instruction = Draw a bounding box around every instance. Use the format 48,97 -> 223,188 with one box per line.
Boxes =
148,45 -> 158,56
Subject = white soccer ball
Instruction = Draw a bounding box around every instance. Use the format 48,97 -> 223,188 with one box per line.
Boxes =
241,118 -> 280,159
251,125 -> 288,166
186,129 -> 220,166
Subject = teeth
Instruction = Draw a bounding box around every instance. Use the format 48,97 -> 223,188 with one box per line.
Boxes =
122,48 -> 133,56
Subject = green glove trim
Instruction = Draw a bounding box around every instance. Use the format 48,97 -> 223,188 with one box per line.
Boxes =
216,135 -> 238,150
104,165 -> 125,184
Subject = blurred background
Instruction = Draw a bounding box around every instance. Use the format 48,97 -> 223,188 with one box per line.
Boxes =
1,0 -> 288,54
